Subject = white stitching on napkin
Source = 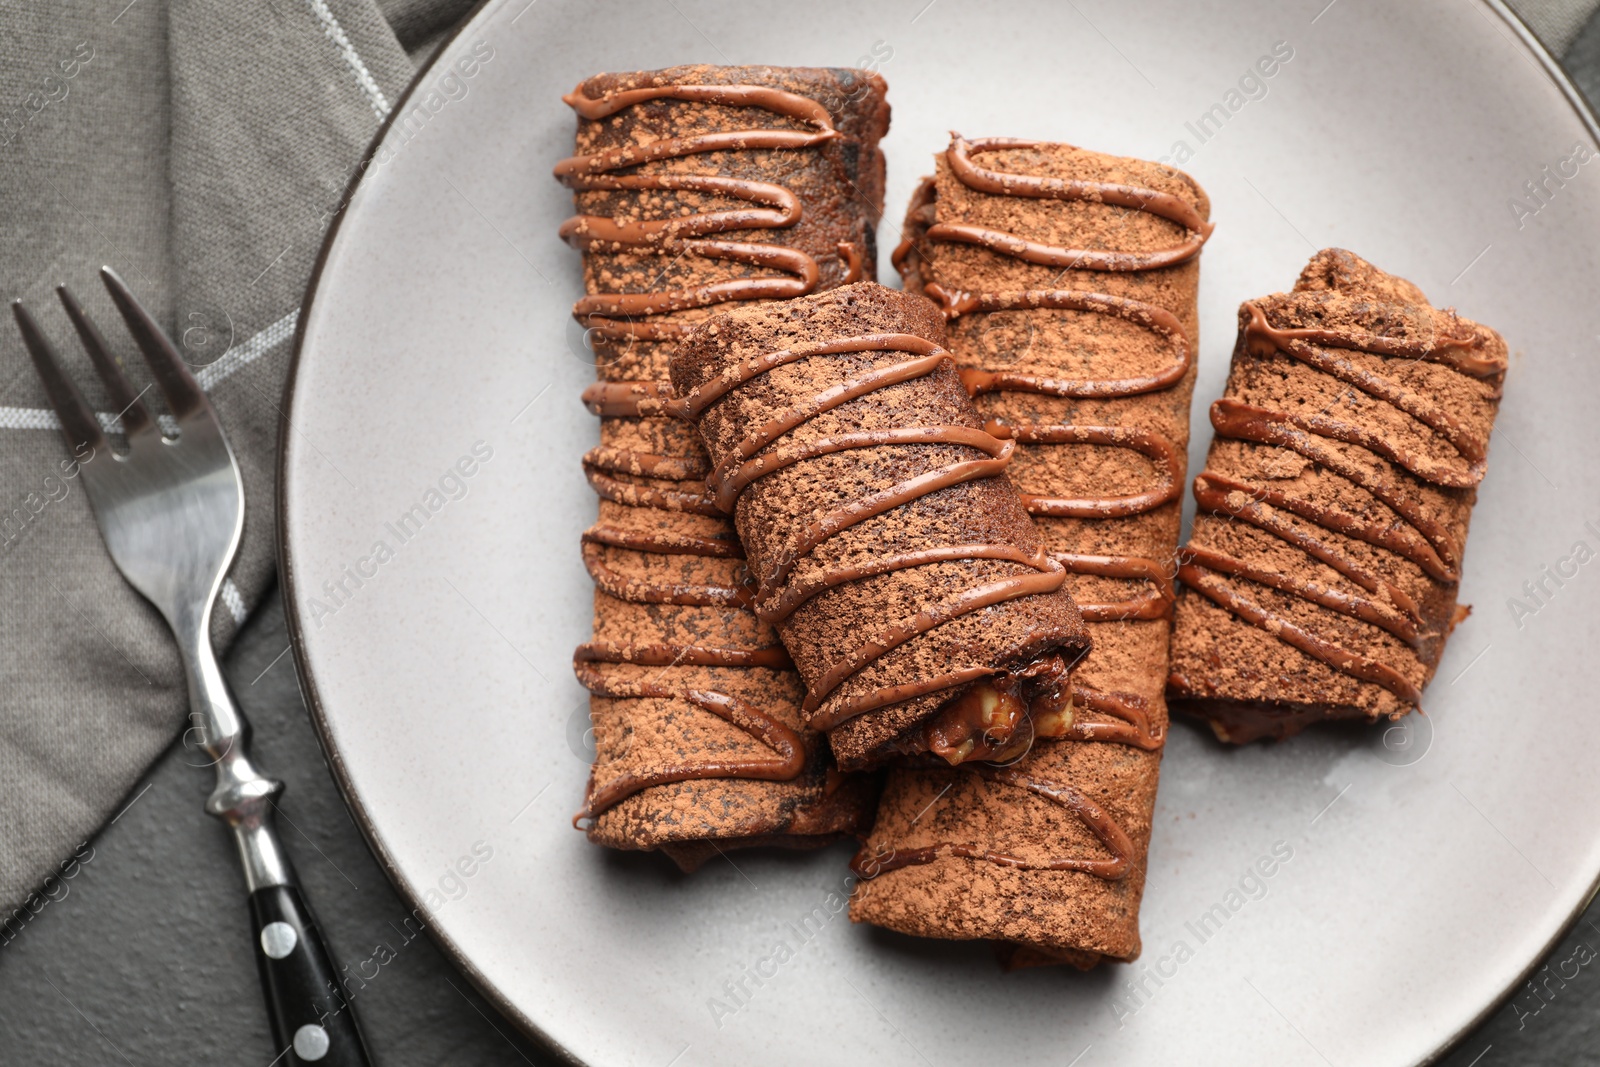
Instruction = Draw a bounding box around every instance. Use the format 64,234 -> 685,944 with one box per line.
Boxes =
0,407 -> 62,431
0,308 -> 298,433
0,406 -> 180,436
196,308 -> 299,391
305,0 -> 392,120
219,578 -> 248,625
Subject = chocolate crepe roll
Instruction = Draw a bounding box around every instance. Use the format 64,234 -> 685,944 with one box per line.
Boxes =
669,281 -> 1091,772
849,137 -> 1210,965
1168,249 -> 1507,742
556,66 -> 890,867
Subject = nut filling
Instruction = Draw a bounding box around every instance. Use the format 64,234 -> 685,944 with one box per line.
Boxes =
922,654 -> 1073,765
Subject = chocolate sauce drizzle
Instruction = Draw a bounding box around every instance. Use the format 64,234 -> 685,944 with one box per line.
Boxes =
572,662 -> 805,824
983,418 -> 1182,519
1067,683 -> 1164,750
917,135 -> 1213,273
895,143 -> 1200,643
671,331 -> 1069,733
559,81 -> 861,820
854,136 -> 1202,884
849,764 -> 1134,879
1179,300 -> 1506,704
555,82 -> 860,343
901,136 -> 1197,657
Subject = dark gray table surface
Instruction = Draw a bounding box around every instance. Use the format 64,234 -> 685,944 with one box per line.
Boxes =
6,8 -> 1600,1066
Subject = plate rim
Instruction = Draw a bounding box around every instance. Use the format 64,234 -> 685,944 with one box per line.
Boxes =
1414,2 -> 1600,1061
274,1 -> 580,1061
273,2 -> 1600,1064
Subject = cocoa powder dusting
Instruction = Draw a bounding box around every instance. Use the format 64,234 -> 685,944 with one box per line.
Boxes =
558,66 -> 890,863
849,138 -> 1211,962
671,282 -> 1092,770
1169,248 -> 1508,742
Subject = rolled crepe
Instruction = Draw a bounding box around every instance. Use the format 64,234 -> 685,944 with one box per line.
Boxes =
851,136 -> 1210,965
1169,249 -> 1507,742
557,65 -> 890,867
669,281 -> 1091,772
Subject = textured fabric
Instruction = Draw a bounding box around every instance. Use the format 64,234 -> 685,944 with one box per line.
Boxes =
0,0 -> 471,918
378,0 -> 480,55
1512,0 -> 1600,56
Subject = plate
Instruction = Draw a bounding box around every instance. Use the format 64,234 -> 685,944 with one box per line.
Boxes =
279,1 -> 1600,1063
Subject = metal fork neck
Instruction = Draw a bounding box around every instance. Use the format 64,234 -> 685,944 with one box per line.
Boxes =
173,602 -> 294,893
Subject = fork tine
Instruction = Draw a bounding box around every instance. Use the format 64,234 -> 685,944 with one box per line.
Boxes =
11,300 -> 108,456
99,266 -> 206,419
57,285 -> 156,439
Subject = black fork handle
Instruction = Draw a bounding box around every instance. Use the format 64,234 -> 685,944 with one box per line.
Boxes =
249,883 -> 374,1066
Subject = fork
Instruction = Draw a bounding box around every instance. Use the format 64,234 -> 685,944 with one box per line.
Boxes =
13,268 -> 373,1067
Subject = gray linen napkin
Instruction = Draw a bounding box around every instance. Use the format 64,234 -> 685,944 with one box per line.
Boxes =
1517,0 -> 1600,55
0,0 -> 471,921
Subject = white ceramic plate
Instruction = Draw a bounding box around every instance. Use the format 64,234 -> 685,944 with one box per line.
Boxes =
280,2 -> 1600,1063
